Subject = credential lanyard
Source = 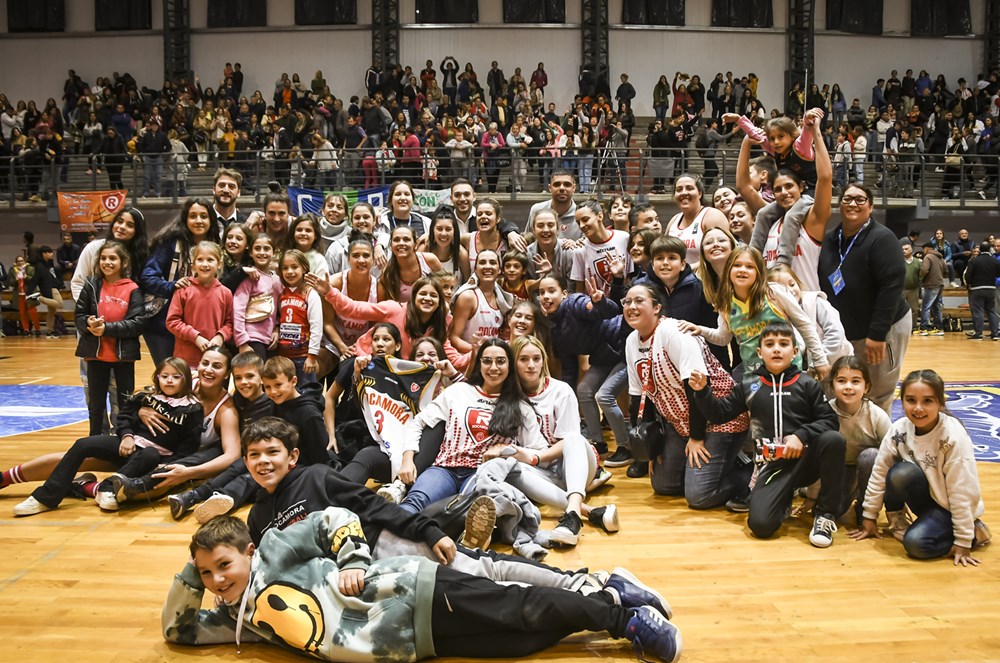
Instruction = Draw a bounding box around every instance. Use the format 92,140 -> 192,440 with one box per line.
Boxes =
828,219 -> 870,295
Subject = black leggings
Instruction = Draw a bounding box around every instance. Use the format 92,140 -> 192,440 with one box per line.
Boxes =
339,421 -> 445,485
85,360 -> 135,436
430,565 -> 630,658
747,430 -> 846,539
32,435 -> 162,508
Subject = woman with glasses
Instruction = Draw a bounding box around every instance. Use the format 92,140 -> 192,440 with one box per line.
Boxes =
818,184 -> 911,414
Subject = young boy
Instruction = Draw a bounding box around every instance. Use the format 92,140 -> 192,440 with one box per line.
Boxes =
261,356 -> 334,466
689,322 -> 846,548
748,154 -> 776,202
168,351 -> 274,521
901,243 -> 921,330
164,509 -> 681,662
242,416 -> 672,613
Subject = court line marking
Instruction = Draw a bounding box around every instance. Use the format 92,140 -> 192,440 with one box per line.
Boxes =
19,377 -> 50,385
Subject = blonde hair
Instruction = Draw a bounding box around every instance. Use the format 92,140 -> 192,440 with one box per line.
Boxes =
510,335 -> 551,381
191,241 -> 224,277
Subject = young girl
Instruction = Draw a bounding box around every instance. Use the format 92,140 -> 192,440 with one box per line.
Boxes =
509,336 -> 620,546
500,252 -> 542,301
324,202 -> 389,276
607,193 -> 634,232
768,264 -> 853,371
503,299 -> 550,348
327,237 -> 379,357
219,222 -> 254,292
379,225 -> 442,303
5,255 -> 41,335
276,249 -> 323,384
803,355 -> 889,521
627,228 -> 660,283
233,233 -> 282,361
290,213 -> 329,278
419,207 -> 470,283
166,241 -> 234,369
683,246 -> 829,380
850,370 -> 990,565
11,357 -> 203,516
75,241 -> 145,435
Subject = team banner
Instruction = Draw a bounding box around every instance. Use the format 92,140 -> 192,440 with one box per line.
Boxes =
355,356 -> 441,460
57,190 -> 128,232
288,185 -> 450,216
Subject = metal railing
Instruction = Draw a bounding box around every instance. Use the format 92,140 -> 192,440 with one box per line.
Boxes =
5,145 -> 999,209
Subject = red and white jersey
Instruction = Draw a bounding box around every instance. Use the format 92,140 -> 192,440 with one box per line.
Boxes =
460,287 -> 504,343
334,270 -> 378,347
626,318 -> 748,437
410,383 -> 545,468
525,377 -> 581,446
277,287 -> 311,358
571,229 -> 632,295
762,219 -> 822,292
666,207 -> 708,269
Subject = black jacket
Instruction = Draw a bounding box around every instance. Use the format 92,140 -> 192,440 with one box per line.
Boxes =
692,364 -> 837,446
965,253 -> 1000,289
246,464 -> 447,548
115,391 -> 203,457
274,382 -> 334,467
136,129 -> 171,155
74,276 -> 145,361
34,258 -> 61,292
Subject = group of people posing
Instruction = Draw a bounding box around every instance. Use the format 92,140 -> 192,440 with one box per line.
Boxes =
0,105 -> 993,660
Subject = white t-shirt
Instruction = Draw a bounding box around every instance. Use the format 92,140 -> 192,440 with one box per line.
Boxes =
525,377 -> 581,445
571,229 -> 632,295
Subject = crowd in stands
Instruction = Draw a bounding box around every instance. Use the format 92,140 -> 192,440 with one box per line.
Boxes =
0,57 -> 997,663
5,61 -> 1000,201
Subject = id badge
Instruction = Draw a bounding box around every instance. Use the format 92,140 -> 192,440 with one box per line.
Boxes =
828,267 -> 845,295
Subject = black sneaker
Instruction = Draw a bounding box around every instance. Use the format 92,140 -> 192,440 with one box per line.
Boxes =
168,490 -> 199,520
725,496 -> 750,513
809,512 -> 838,548
593,441 -> 609,457
550,510 -> 583,546
625,606 -> 682,663
605,447 -> 633,468
69,472 -> 97,499
587,504 -> 620,533
626,461 -> 648,478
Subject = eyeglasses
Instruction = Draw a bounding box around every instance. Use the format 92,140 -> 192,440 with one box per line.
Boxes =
841,196 -> 869,206
622,297 -> 650,307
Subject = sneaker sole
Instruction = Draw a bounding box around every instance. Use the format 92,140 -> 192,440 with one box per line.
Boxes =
600,504 -> 621,533
604,453 -> 634,468
108,474 -> 128,504
461,495 -> 496,550
587,469 -> 613,492
194,495 -> 236,524
168,494 -> 189,521
611,567 -> 673,620
550,524 -> 582,547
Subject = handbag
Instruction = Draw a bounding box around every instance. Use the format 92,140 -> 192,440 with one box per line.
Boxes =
244,291 -> 274,323
629,391 -> 666,464
143,240 -> 182,317
945,154 -> 962,167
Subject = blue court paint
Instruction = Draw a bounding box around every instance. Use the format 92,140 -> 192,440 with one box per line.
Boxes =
891,382 -> 1000,463
0,385 -> 87,437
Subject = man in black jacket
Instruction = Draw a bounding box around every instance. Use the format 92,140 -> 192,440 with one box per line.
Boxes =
136,118 -> 171,197
35,246 -> 63,337
964,241 -> 1000,340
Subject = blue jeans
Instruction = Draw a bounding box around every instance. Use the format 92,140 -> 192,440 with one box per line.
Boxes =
291,356 -> 318,386
143,155 -> 163,196
400,466 -> 477,513
578,362 -> 629,450
650,423 -> 745,510
920,285 -> 943,330
969,288 -> 999,336
884,461 -> 957,559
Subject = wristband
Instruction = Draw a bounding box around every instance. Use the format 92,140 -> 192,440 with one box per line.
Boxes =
531,454 -> 540,466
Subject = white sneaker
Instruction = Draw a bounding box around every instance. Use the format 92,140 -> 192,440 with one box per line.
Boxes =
194,493 -> 235,524
95,491 -> 120,511
376,479 -> 408,504
13,496 -> 52,516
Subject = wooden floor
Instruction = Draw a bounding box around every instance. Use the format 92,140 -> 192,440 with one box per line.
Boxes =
0,334 -> 998,662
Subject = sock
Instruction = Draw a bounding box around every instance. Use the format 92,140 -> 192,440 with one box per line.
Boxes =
1,465 -> 26,488
83,482 -> 99,498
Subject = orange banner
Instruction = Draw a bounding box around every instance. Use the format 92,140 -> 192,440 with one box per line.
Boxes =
57,190 -> 128,232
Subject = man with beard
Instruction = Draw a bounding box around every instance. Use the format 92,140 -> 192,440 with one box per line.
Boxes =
529,170 -> 580,240
210,168 -> 247,235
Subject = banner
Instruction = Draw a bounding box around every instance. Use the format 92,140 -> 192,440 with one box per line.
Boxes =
57,190 -> 128,232
288,185 -> 450,216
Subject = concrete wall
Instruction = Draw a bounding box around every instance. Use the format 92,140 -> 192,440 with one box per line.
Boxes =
0,0 -> 986,118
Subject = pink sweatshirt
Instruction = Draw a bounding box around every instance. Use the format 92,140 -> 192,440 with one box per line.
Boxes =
166,279 -> 234,367
232,271 -> 283,347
